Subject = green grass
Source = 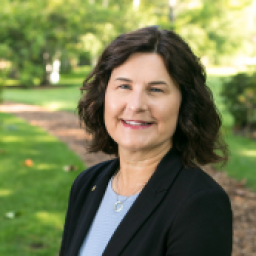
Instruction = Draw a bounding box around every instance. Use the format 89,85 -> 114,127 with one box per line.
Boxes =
0,112 -> 85,256
223,130 -> 256,191
58,65 -> 91,86
3,66 -> 90,112
0,65 -> 91,88
4,86 -> 82,112
207,74 -> 256,191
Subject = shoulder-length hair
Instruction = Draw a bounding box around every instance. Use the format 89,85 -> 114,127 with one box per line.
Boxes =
78,26 -> 228,167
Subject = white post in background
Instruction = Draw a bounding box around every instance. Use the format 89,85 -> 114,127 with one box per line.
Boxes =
133,0 -> 140,11
102,0 -> 108,8
50,59 -> 61,84
169,0 -> 176,31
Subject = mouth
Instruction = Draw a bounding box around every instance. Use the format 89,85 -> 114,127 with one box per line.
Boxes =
121,119 -> 154,128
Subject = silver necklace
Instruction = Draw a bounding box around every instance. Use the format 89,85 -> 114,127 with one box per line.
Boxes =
113,171 -> 146,212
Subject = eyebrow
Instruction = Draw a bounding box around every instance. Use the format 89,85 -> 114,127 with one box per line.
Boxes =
115,77 -> 132,83
115,77 -> 169,87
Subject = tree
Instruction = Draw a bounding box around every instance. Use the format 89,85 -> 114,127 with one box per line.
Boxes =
0,0 -> 112,85
1,0 -> 253,87
0,0 -> 157,86
139,0 -> 253,64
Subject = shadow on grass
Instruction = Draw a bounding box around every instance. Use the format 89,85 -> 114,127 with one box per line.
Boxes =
0,112 -> 85,256
216,127 -> 256,191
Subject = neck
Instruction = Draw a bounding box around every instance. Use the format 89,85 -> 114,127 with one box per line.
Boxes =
113,143 -> 171,196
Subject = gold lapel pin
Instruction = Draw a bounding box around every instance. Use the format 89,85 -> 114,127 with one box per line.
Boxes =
91,185 -> 96,191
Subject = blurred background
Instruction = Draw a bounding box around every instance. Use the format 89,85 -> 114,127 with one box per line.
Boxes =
0,0 -> 255,255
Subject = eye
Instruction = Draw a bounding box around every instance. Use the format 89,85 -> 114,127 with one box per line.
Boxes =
150,88 -> 163,93
118,84 -> 131,90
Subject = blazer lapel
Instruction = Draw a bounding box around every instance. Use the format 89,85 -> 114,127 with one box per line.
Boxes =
103,147 -> 183,256
68,158 -> 120,256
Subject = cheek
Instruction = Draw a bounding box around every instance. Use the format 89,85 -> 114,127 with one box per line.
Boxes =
104,91 -> 123,122
104,95 -> 115,137
154,98 -> 181,126
104,91 -> 112,126
158,100 -> 179,116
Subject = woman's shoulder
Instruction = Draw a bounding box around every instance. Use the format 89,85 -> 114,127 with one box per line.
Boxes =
167,166 -> 232,225
182,166 -> 226,192
71,159 -> 115,194
175,165 -> 231,207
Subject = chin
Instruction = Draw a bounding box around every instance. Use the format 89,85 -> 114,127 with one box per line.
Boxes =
119,143 -> 153,152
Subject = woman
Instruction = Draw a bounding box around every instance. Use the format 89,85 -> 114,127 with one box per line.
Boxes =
60,26 -> 233,256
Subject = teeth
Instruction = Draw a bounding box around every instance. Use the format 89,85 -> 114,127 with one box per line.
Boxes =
124,120 -> 150,126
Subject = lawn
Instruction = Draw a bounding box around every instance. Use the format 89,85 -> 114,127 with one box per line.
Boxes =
4,86 -> 82,112
3,66 -> 90,112
223,131 -> 256,190
0,112 -> 85,256
2,66 -> 256,191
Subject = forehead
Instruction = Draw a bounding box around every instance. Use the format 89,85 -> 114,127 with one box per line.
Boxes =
109,53 -> 172,82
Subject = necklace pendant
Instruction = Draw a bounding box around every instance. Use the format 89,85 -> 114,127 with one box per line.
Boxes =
114,201 -> 123,212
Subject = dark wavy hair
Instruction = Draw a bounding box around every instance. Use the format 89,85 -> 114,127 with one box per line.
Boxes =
78,26 -> 228,167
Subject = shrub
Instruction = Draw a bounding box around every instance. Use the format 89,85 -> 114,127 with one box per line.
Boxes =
221,72 -> 256,130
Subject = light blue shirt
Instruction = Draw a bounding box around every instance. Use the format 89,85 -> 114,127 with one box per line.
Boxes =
79,177 -> 140,256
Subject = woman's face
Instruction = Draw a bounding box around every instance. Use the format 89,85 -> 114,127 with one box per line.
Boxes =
104,53 -> 182,153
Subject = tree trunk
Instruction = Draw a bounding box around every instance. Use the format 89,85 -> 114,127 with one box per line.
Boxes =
40,52 -> 51,86
40,70 -> 51,86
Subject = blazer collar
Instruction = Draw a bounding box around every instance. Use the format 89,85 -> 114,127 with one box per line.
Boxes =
103,147 -> 183,256
101,147 -> 182,193
69,147 -> 183,256
68,159 -> 119,256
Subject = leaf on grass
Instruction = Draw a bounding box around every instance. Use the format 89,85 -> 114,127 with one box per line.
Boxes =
235,179 -> 247,188
235,189 -> 245,196
24,159 -> 34,167
63,165 -> 77,172
30,242 -> 44,249
5,211 -> 22,219
5,125 -> 18,131
0,149 -> 7,154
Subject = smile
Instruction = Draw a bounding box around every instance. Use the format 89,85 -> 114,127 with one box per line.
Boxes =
121,120 -> 154,129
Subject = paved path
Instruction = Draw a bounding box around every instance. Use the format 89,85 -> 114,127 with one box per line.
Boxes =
1,101 -> 256,256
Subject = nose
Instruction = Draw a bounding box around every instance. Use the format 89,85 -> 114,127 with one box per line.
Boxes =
126,88 -> 148,113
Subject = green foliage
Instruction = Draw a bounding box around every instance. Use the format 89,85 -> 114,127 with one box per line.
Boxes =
0,0 -> 159,87
0,0 -> 128,86
1,0 -> 254,87
207,75 -> 234,127
0,112 -> 85,255
221,72 -> 256,129
154,0 -> 253,63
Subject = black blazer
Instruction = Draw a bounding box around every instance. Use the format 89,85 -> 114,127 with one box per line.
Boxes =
59,148 -> 233,256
